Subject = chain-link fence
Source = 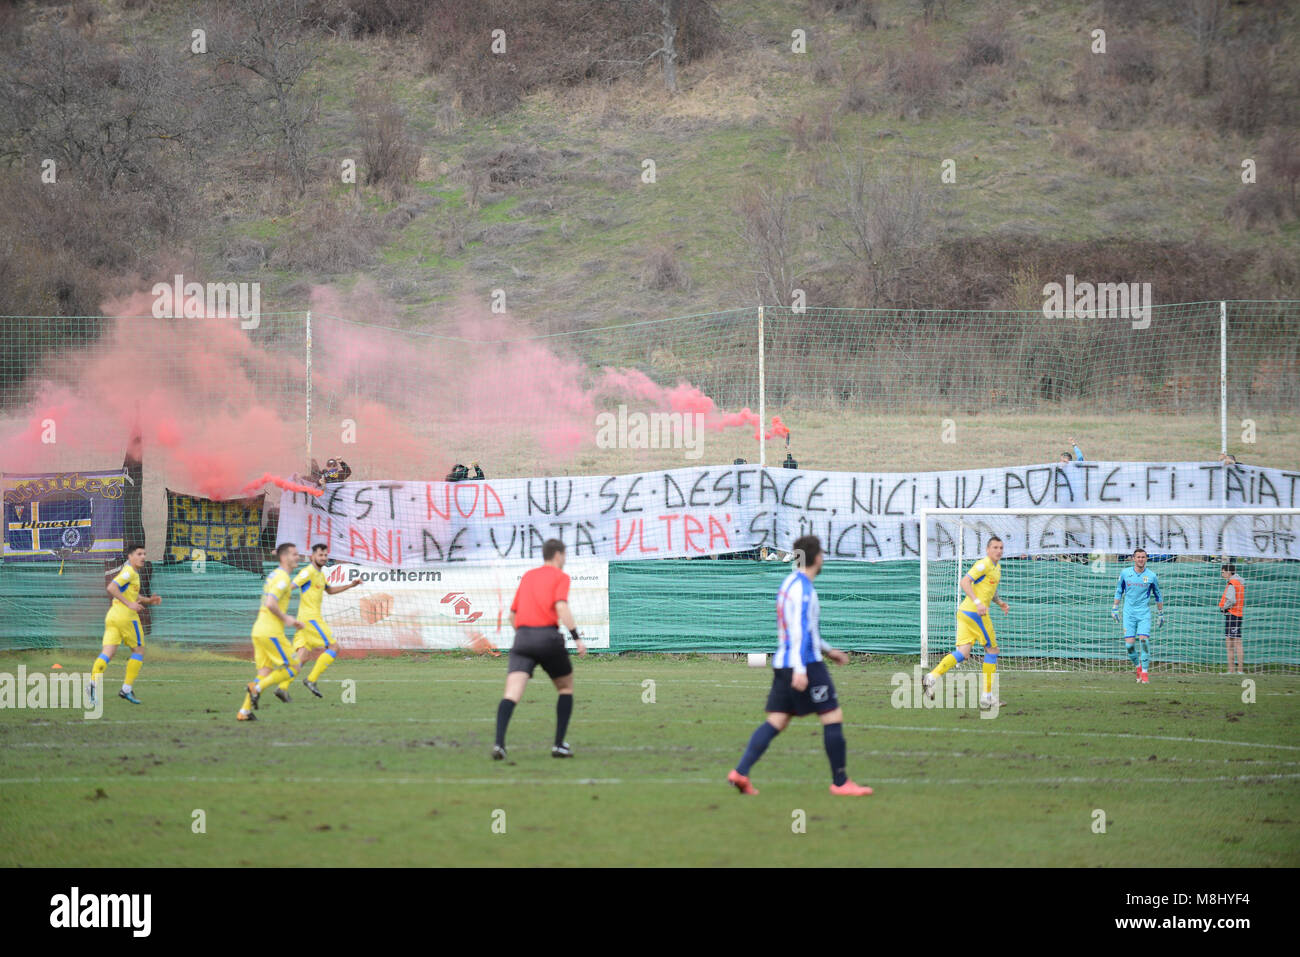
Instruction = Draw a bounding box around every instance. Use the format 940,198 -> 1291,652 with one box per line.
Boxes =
2,300 -> 1296,522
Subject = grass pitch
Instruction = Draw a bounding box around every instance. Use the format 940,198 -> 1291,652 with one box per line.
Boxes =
1,652 -> 1297,867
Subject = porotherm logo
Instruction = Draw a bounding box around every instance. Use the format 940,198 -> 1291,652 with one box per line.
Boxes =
49,887 -> 151,937
326,564 -> 443,585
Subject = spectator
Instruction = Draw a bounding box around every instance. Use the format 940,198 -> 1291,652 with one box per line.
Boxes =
1059,436 -> 1084,463
446,462 -> 486,482
1219,452 -> 1242,467
320,458 -> 351,484
783,452 -> 798,469
733,458 -> 747,466
1219,563 -> 1246,674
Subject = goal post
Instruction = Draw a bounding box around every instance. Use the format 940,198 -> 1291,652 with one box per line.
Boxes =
919,507 -> 1300,674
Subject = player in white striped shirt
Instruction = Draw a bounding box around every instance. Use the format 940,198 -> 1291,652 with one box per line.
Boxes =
728,535 -> 873,796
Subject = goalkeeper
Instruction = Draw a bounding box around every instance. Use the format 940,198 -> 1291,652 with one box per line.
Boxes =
1111,547 -> 1163,684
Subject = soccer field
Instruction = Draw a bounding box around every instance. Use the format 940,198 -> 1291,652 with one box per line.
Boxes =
1,652 -> 1297,867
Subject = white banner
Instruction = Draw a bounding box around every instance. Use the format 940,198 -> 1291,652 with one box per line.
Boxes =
276,462 -> 1300,565
316,559 -> 609,651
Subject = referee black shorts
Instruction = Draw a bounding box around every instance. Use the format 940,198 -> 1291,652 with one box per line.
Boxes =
507,625 -> 573,680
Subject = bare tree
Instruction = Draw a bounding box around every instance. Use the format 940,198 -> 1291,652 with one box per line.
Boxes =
735,184 -> 801,307
819,148 -> 938,307
1265,130 -> 1299,214
659,0 -> 680,93
0,26 -> 207,191
206,0 -> 323,196
599,0 -> 723,94
1186,0 -> 1227,94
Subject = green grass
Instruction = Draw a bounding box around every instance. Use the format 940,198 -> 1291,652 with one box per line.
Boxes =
1,652 -> 1297,866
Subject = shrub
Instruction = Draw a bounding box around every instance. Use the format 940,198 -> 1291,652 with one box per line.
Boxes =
426,0 -> 728,116
354,85 -> 421,189
884,31 -> 948,117
641,243 -> 690,292
960,19 -> 1016,71
1214,42 -> 1276,135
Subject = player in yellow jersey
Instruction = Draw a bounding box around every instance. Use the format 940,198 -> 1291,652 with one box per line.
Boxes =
277,543 -> 361,701
236,542 -> 302,722
923,535 -> 1010,709
89,543 -> 162,705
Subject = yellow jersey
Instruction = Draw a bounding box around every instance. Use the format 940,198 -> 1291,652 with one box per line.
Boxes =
253,567 -> 294,635
958,557 -> 1001,613
107,563 -> 141,622
293,564 -> 327,622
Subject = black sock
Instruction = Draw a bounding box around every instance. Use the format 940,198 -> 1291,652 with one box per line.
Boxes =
555,694 -> 573,747
736,721 -> 780,775
495,698 -> 516,747
823,722 -> 848,786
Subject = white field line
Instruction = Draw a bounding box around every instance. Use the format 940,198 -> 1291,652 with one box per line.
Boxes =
53,676 -> 1300,696
7,739 -> 1299,768
1,773 -> 1298,787
4,715 -> 1298,753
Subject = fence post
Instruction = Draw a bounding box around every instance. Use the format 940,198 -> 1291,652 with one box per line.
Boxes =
919,510 -> 928,667
306,310 -> 313,467
758,304 -> 766,468
1219,300 -> 1227,458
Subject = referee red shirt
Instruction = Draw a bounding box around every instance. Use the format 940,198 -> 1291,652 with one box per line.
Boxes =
511,565 -> 571,627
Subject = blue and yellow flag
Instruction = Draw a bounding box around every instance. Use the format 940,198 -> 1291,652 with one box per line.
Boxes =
2,470 -> 128,561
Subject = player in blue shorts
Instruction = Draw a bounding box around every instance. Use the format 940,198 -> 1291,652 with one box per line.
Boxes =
727,535 -> 872,797
1111,547 -> 1164,684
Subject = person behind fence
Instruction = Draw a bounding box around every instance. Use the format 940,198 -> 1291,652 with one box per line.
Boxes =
1059,436 -> 1084,463
320,458 -> 352,483
1219,563 -> 1245,674
446,461 -> 486,482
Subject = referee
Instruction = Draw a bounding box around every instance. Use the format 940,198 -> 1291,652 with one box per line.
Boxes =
493,539 -> 587,760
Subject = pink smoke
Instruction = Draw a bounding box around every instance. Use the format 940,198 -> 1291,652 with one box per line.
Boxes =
0,281 -> 788,499
594,367 -> 786,439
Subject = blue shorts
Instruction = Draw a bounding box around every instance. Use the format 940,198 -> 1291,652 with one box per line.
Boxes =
1123,608 -> 1152,639
765,661 -> 839,716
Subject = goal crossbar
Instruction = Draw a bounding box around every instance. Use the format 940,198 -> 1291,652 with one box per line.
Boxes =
918,507 -> 1300,665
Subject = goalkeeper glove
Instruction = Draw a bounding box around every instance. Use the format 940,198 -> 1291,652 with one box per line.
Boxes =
1157,613 -> 1165,630
1110,608 -> 1120,624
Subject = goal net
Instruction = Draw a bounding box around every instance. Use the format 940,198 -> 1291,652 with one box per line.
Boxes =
919,508 -> 1300,674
